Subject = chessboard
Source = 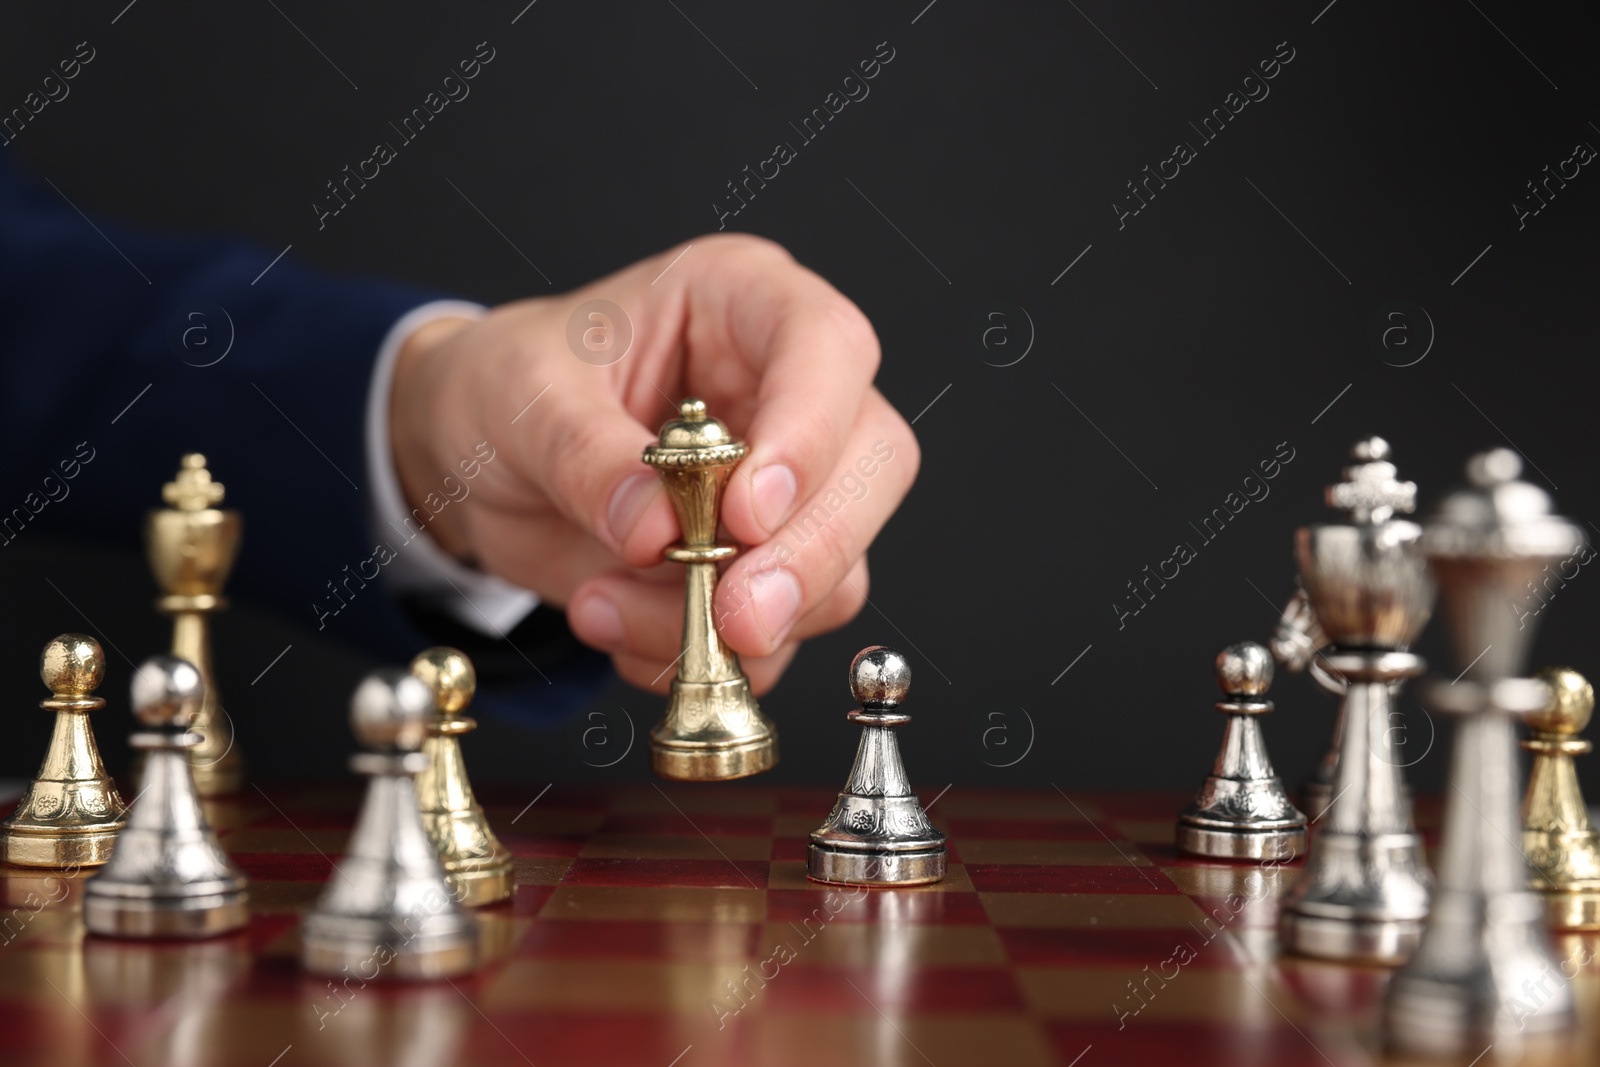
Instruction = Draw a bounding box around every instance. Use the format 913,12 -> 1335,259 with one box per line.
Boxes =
1,784 -> 1595,1067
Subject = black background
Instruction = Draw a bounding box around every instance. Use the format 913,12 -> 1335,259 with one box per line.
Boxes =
2,1 -> 1596,802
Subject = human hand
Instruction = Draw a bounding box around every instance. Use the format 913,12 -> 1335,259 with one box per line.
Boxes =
388,234 -> 919,694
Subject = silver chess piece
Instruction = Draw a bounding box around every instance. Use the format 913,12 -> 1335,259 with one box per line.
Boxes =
1279,437 -> 1433,964
83,656 -> 249,938
1386,448 -> 1582,1055
300,671 -> 478,980
1271,588 -> 1345,817
808,647 -> 946,886
1273,589 -> 1408,818
1176,642 -> 1306,860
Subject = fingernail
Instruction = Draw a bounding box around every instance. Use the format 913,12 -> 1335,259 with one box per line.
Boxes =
570,593 -> 625,650
751,464 -> 798,535
749,568 -> 802,645
606,473 -> 657,550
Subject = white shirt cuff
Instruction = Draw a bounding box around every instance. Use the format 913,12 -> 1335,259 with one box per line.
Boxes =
364,300 -> 541,635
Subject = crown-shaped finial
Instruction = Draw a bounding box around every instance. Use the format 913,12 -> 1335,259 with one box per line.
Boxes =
161,454 -> 225,512
1326,437 -> 1415,525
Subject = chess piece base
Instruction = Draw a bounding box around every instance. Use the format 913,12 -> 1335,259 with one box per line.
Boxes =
1543,888 -> 1600,930
1386,976 -> 1574,1057
1279,910 -> 1424,965
806,843 -> 946,887
2,825 -> 123,869
300,913 -> 477,980
650,734 -> 777,781
650,678 -> 778,781
447,859 -> 515,908
84,887 -> 249,939
808,786 -> 947,887
1175,824 -> 1304,861
1279,827 -> 1430,964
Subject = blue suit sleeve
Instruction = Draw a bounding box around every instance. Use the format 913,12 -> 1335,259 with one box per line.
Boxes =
0,156 -> 610,723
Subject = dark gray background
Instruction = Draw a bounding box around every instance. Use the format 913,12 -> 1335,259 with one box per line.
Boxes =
2,1 -> 1596,801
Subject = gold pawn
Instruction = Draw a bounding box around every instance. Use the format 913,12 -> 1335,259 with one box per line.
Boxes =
145,453 -> 243,795
2,635 -> 126,867
1522,666 -> 1600,929
410,647 -> 514,906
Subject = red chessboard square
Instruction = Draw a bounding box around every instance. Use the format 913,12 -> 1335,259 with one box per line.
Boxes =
457,1010 -> 700,1067
517,918 -> 763,961
1046,1020 -> 1356,1067
770,837 -> 809,862
601,812 -> 775,836
998,926 -> 1253,968
757,963 -> 1027,1013
561,858 -> 769,890
966,864 -> 1179,894
511,884 -> 558,916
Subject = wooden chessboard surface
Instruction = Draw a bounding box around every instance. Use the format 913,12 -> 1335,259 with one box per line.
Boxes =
0,784 -> 1596,1067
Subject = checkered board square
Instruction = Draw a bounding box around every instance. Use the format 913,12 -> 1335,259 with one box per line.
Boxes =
0,785 -> 1593,1067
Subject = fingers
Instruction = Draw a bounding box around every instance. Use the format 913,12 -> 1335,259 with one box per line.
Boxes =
650,234 -> 881,546
713,387 -> 915,659
463,507 -> 676,608
487,233 -> 881,582
491,236 -> 801,570
568,556 -> 869,665
511,371 -> 680,569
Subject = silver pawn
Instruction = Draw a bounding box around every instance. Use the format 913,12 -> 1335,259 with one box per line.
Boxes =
84,656 -> 249,938
1279,437 -> 1433,964
1386,449 -> 1582,1055
1176,642 -> 1306,860
300,671 -> 477,980
808,647 -> 946,886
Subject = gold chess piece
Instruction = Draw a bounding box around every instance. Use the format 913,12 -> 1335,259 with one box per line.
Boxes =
2,635 -> 127,867
641,398 -> 778,780
1522,667 -> 1600,929
410,647 -> 514,906
146,453 -> 243,795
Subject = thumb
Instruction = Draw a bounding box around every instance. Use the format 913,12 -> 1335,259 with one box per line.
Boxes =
516,383 -> 678,568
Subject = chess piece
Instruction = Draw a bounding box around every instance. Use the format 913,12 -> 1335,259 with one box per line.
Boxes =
2,635 -> 126,868
301,671 -> 477,980
83,656 -> 249,937
1386,449 -> 1581,1054
1271,589 -> 1345,818
1176,642 -> 1306,860
1273,590 -> 1408,819
1522,667 -> 1600,930
641,398 -> 778,780
1279,437 -> 1433,964
146,453 -> 243,795
808,646 -> 946,886
410,647 -> 514,906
